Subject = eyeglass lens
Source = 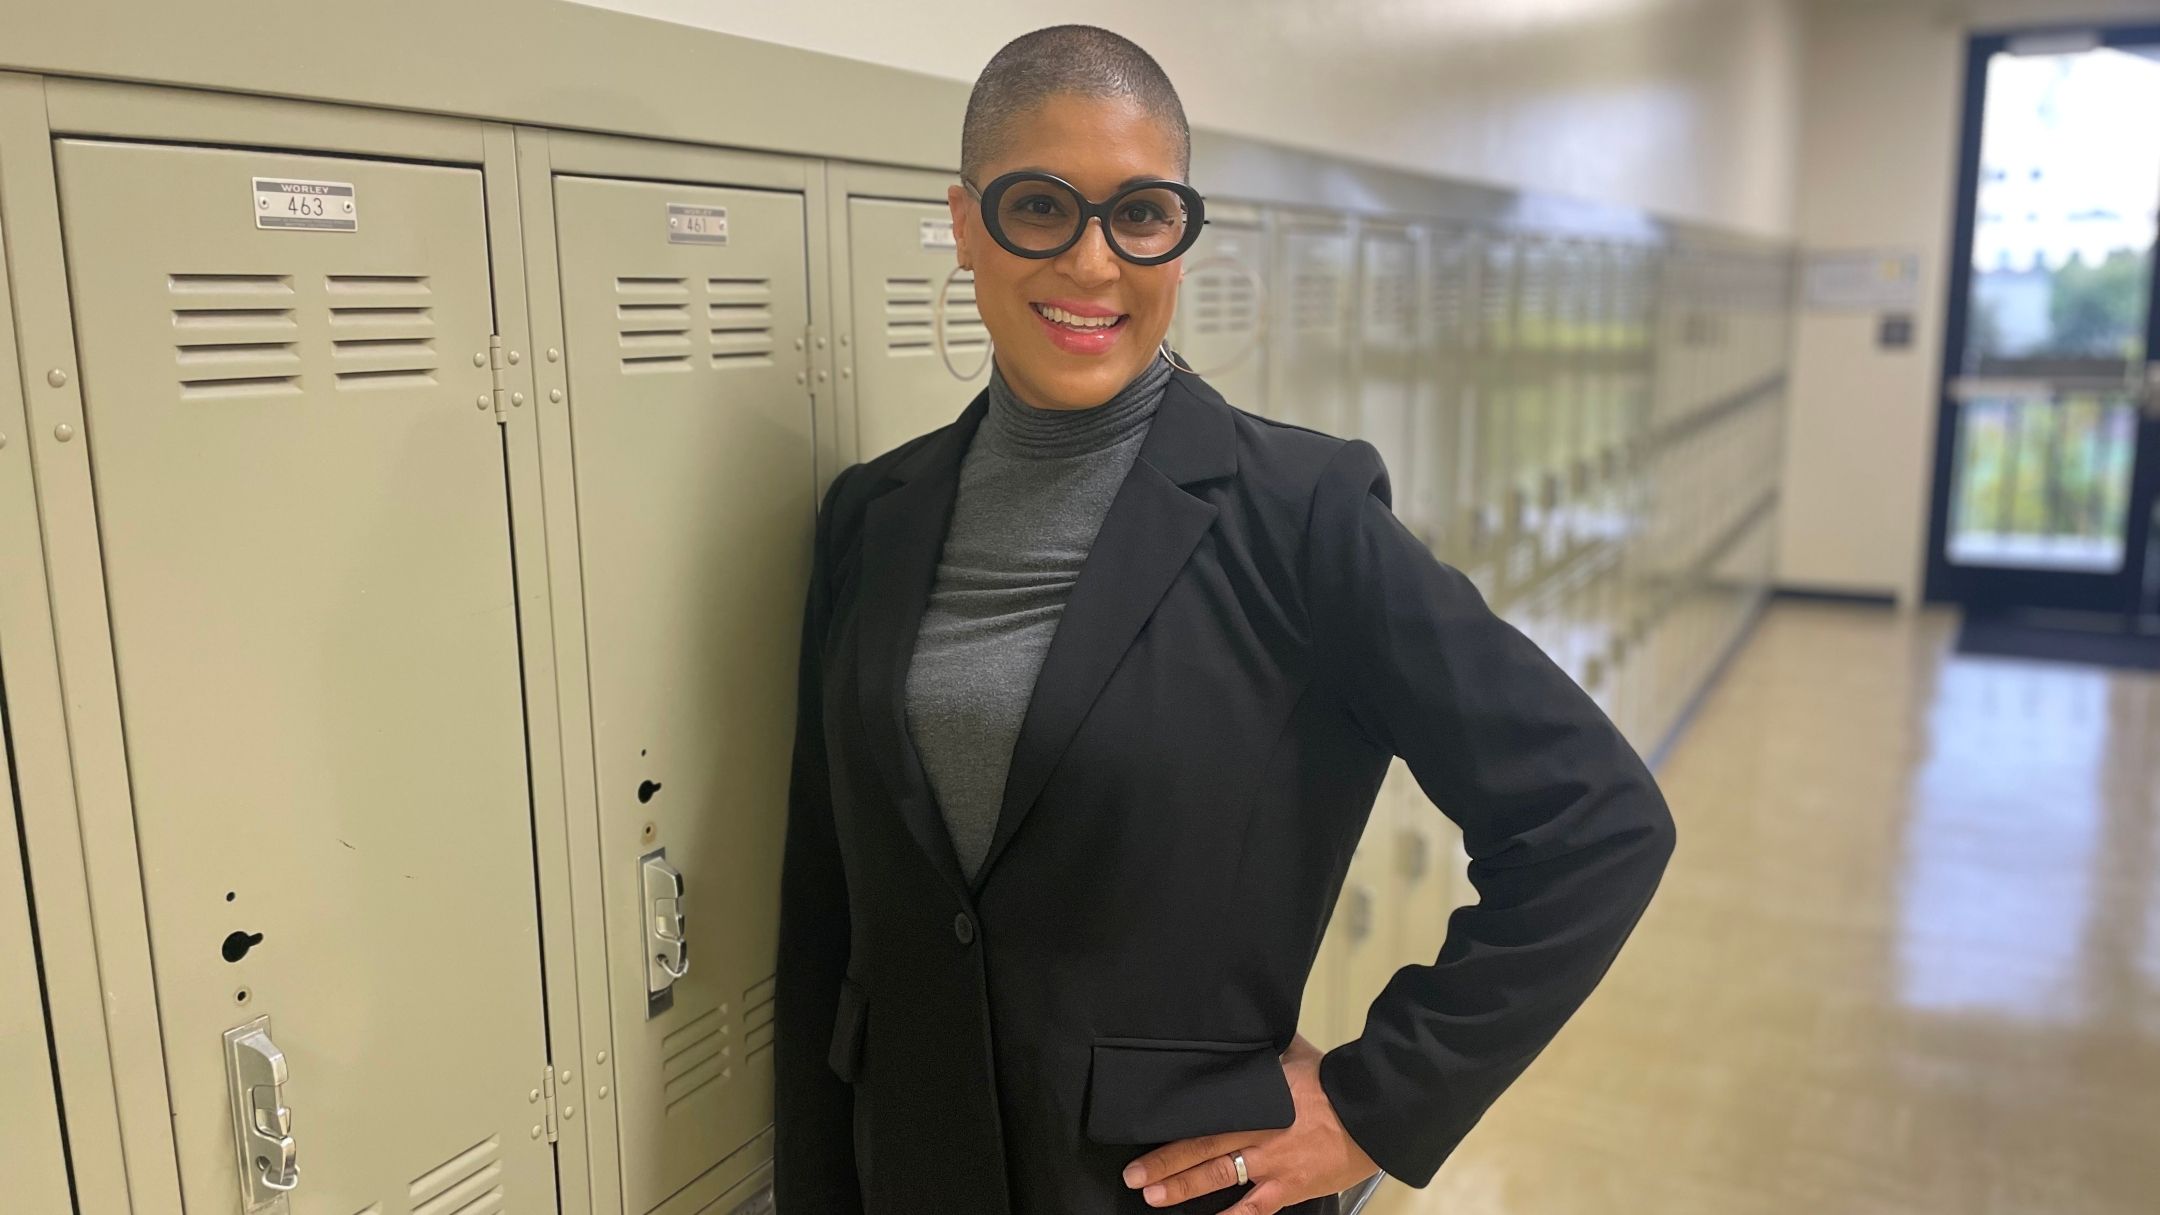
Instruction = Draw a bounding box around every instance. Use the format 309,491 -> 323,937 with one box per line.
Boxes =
995,181 -> 1191,258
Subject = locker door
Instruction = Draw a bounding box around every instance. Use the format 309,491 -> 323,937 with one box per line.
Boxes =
1332,761 -> 1405,1047
1414,228 -> 1473,560
1512,238 -> 1558,587
54,140 -> 553,1214
551,175 -> 815,1214
1271,219 -> 1353,436
847,196 -> 985,461
1468,235 -> 1518,588
1355,225 -> 1418,508
1389,768 -> 1457,982
1172,210 -> 1268,414
0,711 -> 72,1215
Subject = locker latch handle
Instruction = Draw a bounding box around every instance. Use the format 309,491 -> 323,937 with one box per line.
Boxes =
1399,829 -> 1430,884
224,1016 -> 300,1209
643,849 -> 690,996
1346,885 -> 1374,944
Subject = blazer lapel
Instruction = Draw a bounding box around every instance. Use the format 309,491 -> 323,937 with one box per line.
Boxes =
972,375 -> 1238,892
855,389 -> 989,905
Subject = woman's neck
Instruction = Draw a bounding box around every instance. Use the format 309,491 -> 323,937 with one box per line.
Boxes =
980,353 -> 1170,460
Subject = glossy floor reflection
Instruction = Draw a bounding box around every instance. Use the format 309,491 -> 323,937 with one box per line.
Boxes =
1390,601 -> 2160,1215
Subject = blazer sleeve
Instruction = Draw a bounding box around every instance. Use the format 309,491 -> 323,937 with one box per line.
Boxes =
774,463 -> 866,1214
1303,439 -> 1677,1188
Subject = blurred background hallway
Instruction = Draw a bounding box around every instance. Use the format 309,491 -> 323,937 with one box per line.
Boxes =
1410,600 -> 2160,1214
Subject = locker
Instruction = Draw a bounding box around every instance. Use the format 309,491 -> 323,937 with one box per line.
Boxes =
0,206 -> 70,1215
1171,202 -> 1268,416
1329,762 -> 1408,1052
846,194 -> 986,461
550,173 -> 816,1214
1415,228 -> 1475,560
1297,930 -> 1342,1053
1473,235 -> 1519,592
1551,242 -> 1591,556
0,713 -> 72,1215
1387,759 -> 1454,999
54,138 -> 554,1213
1354,223 -> 1418,508
1270,216 -> 1354,436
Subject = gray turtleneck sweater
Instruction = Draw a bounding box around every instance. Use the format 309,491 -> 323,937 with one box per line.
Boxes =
904,352 -> 1174,885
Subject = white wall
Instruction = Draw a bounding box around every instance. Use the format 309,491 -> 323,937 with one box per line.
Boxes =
578,0 -> 1804,238
1778,0 -> 2160,603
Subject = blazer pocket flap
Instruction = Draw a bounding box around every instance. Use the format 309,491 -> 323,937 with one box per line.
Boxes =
827,977 -> 868,1082
1084,1038 -> 1295,1145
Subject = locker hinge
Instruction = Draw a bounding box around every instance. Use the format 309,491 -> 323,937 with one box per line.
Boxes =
489,334 -> 509,424
541,1066 -> 559,1144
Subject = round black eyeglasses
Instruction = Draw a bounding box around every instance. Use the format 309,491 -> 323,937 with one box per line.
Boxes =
963,170 -> 1207,266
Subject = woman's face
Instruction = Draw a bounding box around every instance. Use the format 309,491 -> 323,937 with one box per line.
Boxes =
947,94 -> 1186,411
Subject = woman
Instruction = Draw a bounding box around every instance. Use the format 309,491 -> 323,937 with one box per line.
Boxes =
776,24 -> 1675,1215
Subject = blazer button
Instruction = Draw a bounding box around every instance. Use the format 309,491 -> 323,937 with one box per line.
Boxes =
953,912 -> 976,945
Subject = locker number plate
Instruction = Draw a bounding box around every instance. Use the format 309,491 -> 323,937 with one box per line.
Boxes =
254,178 -> 358,232
668,203 -> 729,245
920,218 -> 956,249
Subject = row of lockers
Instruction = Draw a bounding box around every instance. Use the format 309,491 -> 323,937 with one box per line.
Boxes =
1125,215 -> 1792,1139
0,73 -> 1791,1215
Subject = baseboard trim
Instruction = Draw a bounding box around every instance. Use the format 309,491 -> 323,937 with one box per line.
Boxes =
1771,584 -> 1897,608
1646,592 -> 1769,773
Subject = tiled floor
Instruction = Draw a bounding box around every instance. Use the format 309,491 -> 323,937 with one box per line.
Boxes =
1389,601 -> 2160,1215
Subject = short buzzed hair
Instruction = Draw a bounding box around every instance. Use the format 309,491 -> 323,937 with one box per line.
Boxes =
960,25 -> 1192,184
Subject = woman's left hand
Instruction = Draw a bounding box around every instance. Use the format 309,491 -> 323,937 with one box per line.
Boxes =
1121,1033 -> 1382,1213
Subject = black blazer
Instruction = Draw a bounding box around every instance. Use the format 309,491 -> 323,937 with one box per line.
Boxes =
775,372 -> 1676,1215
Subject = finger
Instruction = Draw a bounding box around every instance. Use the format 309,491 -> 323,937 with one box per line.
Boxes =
1141,1152 -> 1244,1208
1225,1179 -> 1293,1215
1124,1132 -> 1247,1188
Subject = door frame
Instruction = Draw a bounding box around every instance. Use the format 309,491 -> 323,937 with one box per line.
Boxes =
1923,21 -> 2160,615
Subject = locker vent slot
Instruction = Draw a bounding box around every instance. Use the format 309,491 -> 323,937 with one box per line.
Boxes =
328,276 -> 439,389
1368,261 -> 1413,340
169,276 -> 302,398
707,276 -> 775,366
743,974 -> 776,1025
327,274 -> 431,296
1430,244 -> 1470,344
1562,257 -> 1592,344
172,308 -> 296,331
1189,264 -> 1257,337
178,376 -> 302,400
176,342 -> 299,370
616,276 -> 694,371
661,1002 -> 733,1114
1481,245 -> 1515,348
408,1134 -> 502,1215
328,307 -> 432,328
1293,267 -> 1338,333
745,1021 -> 776,1057
169,273 -> 293,295
883,275 -> 986,354
1519,247 -> 1552,342
742,972 -> 778,1058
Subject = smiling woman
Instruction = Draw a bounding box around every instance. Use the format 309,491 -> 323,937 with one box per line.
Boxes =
775,22 -> 1676,1215
943,29 -> 1195,411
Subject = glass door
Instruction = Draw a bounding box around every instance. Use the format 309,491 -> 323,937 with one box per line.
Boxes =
1927,26 -> 2160,620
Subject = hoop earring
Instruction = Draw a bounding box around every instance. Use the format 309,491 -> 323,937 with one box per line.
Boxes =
1159,339 -> 1198,375
936,264 -> 993,382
